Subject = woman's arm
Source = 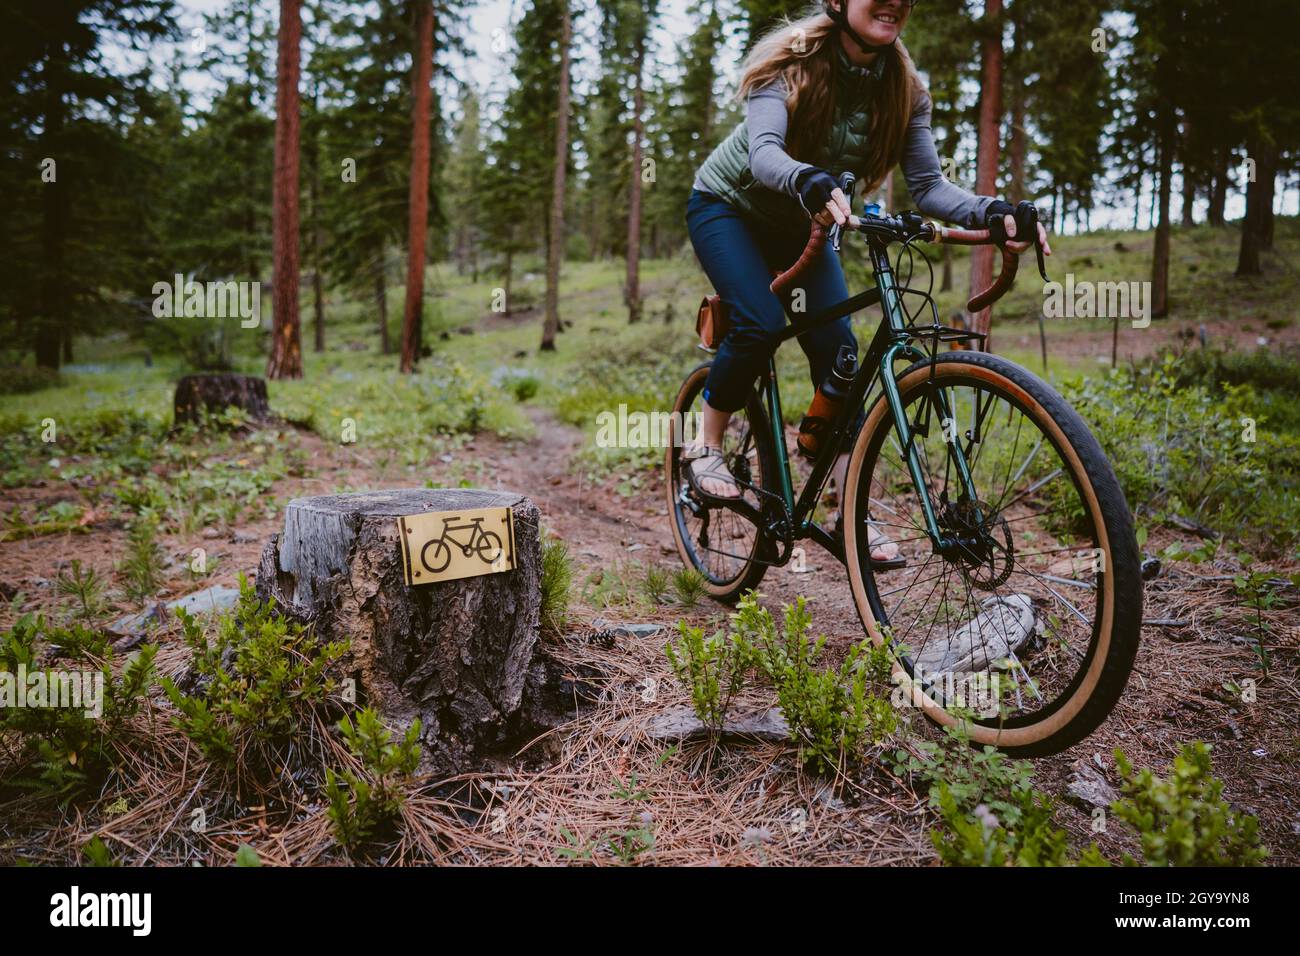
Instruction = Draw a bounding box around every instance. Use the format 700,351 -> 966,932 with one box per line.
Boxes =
900,90 -> 994,228
747,79 -> 812,198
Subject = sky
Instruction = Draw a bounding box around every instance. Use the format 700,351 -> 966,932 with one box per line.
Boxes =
158,0 -> 1287,232
171,0 -> 707,102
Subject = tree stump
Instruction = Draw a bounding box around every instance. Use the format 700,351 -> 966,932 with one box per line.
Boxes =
256,488 -> 548,771
173,373 -> 272,426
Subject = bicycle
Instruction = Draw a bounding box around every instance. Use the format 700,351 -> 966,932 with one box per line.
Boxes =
420,515 -> 504,574
665,173 -> 1142,756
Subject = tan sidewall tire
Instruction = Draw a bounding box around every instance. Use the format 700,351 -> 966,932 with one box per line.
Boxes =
843,361 -> 1117,750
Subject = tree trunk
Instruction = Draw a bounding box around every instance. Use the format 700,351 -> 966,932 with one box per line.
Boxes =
36,63 -> 66,371
1236,136 -> 1277,276
375,259 -> 390,354
400,1 -> 435,374
1207,149 -> 1228,226
255,488 -> 553,773
267,0 -> 303,380
312,251 -> 325,353
1007,2 -> 1026,205
541,5 -> 572,353
1152,104 -> 1174,319
1008,102 -> 1026,203
625,28 -> 646,325
310,89 -> 325,353
174,374 -> 272,426
1261,162 -> 1276,250
968,0 -> 1003,344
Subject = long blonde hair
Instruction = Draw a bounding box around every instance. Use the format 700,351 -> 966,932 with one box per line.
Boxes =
737,7 -> 923,194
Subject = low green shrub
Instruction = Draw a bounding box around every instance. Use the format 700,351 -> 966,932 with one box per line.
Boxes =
671,568 -> 708,608
1060,356 -> 1300,550
539,535 -> 573,637
1112,742 -> 1267,866
161,575 -> 348,765
664,621 -> 751,731
931,782 -> 1109,867
0,614 -> 157,802
742,595 -> 897,774
0,365 -> 63,395
666,591 -> 897,773
118,516 -> 164,605
897,719 -> 1036,826
325,708 -> 422,850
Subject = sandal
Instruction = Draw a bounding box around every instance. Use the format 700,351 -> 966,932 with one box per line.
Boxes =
831,510 -> 907,571
683,443 -> 743,500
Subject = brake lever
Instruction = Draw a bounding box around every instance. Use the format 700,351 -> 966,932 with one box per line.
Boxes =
831,171 -> 857,253
1033,207 -> 1049,282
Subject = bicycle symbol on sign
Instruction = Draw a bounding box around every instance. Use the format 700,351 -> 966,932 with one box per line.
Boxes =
419,514 -> 505,574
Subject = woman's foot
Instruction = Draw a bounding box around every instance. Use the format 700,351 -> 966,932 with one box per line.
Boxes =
683,442 -> 743,498
831,510 -> 905,567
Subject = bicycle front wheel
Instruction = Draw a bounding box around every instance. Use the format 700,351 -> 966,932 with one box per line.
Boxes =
843,351 -> 1142,756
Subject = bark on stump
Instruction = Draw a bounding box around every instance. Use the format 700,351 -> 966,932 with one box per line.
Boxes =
174,373 -> 272,426
255,488 -> 544,771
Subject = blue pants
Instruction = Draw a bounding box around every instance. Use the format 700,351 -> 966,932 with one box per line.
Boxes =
685,188 -> 865,437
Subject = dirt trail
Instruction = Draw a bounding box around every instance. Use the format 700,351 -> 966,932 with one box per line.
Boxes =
482,404 -> 865,639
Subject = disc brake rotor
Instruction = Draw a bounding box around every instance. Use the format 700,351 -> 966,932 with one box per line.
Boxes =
939,496 -> 1014,591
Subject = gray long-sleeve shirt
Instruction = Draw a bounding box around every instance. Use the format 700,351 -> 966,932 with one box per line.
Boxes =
694,78 -> 992,229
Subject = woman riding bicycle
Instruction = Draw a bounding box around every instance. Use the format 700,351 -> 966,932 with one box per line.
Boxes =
684,0 -> 1051,564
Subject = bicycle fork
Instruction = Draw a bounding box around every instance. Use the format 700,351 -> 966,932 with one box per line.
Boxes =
879,348 -> 988,557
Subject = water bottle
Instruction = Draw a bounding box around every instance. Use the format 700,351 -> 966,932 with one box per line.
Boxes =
797,345 -> 858,460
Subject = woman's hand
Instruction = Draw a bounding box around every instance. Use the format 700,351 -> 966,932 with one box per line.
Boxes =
813,191 -> 851,227
1003,217 -> 1052,256
985,199 -> 1053,258
796,167 -> 851,227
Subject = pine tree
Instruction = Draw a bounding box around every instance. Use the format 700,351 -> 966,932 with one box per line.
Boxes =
444,85 -> 486,280
541,2 -> 573,352
0,0 -> 178,369
483,0 -> 567,309
314,0 -> 416,354
625,0 -> 658,324
968,0 -> 1004,341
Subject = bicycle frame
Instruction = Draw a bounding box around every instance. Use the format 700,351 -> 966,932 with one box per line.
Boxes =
754,234 -> 984,563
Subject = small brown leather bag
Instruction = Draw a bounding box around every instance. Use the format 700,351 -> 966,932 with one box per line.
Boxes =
696,295 -> 730,350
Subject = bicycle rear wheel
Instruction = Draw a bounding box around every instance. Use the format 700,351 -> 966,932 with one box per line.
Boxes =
843,351 -> 1142,756
665,363 -> 778,604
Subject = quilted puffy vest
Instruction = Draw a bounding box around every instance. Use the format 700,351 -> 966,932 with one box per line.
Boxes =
694,43 -> 886,231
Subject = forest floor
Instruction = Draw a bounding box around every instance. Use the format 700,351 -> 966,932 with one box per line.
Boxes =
2,220 -> 1298,865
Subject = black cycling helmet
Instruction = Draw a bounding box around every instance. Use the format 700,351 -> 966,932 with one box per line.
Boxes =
823,0 -> 916,55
